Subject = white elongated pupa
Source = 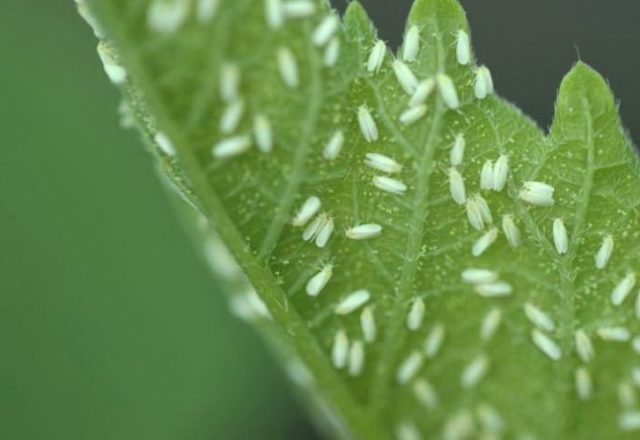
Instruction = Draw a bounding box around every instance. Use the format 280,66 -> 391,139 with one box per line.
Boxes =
436,74 -> 460,109
448,168 -> 466,205
393,60 -> 419,95
335,289 -> 371,315
358,106 -> 378,142
367,40 -> 386,73
456,30 -> 471,65
312,15 -> 339,47
403,25 -> 420,62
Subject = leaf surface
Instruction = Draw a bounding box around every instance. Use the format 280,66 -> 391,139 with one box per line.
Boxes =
81,0 -> 640,438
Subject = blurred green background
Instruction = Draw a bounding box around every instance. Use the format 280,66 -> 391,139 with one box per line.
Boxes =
2,1 -> 639,439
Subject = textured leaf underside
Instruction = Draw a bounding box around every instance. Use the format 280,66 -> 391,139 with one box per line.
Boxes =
81,0 -> 640,438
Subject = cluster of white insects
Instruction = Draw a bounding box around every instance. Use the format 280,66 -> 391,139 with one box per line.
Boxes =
80,0 -> 640,436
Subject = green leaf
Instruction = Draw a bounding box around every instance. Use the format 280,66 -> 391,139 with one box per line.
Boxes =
79,0 -> 640,438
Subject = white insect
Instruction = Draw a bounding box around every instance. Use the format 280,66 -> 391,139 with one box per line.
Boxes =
220,100 -> 245,134
575,367 -> 592,401
373,176 -> 408,195
335,289 -> 371,315
524,302 -> 555,332
410,78 -> 436,107
364,153 -> 402,174
595,235 -> 614,269
312,15 -> 339,47
519,181 -> 555,206
477,403 -> 503,434
348,341 -> 365,376
396,423 -> 422,440
315,216 -> 334,248
531,329 -> 562,360
154,132 -> 176,156
399,105 -> 427,125
403,25 -> 420,62
196,0 -> 220,22
552,218 -> 569,255
611,272 -> 636,306
393,60 -> 419,95
332,330 -> 349,369
219,63 -> 240,103
292,196 -> 321,227
360,306 -> 376,343
466,197 -> 485,231
632,367 -> 640,387
633,336 -> 640,354
357,106 -> 379,142
396,351 -> 424,384
475,282 -> 513,298
212,135 -> 252,158
619,412 -> 640,432
277,47 -> 299,89
474,66 -> 495,100
282,0 -> 315,18
413,379 -> 438,408
619,382 -> 637,408
96,43 -> 127,85
346,224 -> 382,240
493,154 -> 509,191
324,37 -> 340,68
367,40 -> 386,73
253,114 -> 273,153
448,168 -> 466,205
450,134 -> 465,166
424,324 -> 445,358
461,268 -> 498,284
323,131 -> 344,160
443,411 -> 474,440
472,228 -> 498,257
265,0 -> 284,29
502,215 -> 521,247
302,213 -> 326,241
456,30 -> 471,65
146,0 -> 189,34
436,73 -> 460,110
306,264 -> 333,297
407,298 -> 426,331
597,326 -> 631,342
461,354 -> 489,388
480,308 -> 502,341
229,288 -> 272,321
574,329 -> 594,363
480,160 -> 494,190
474,194 -> 493,224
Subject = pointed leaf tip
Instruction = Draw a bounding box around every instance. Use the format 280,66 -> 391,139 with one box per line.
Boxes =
407,0 -> 467,29
343,1 -> 375,37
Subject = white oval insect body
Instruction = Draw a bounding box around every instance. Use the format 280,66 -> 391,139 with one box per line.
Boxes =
595,235 -> 614,269
335,289 -> 371,314
292,196 -> 322,227
212,135 -> 252,158
436,74 -> 460,110
409,78 -> 436,107
552,218 -> 569,255
277,46 -> 299,89
519,181 -> 555,206
448,168 -> 467,205
456,30 -> 471,65
450,134 -> 465,166
393,60 -> 419,95
306,264 -> 333,297
357,106 -> 379,142
323,131 -> 344,160
367,40 -> 386,73
253,114 -> 273,153
346,224 -> 383,240
403,25 -> 420,62
492,154 -> 509,191
312,15 -> 339,47
364,153 -> 401,174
